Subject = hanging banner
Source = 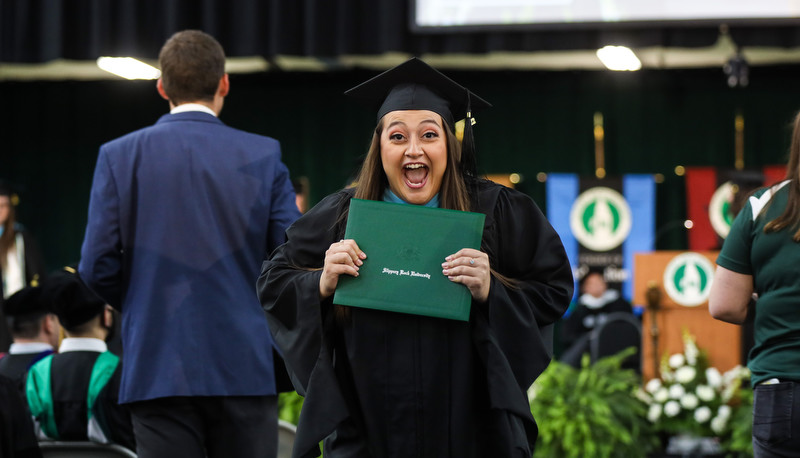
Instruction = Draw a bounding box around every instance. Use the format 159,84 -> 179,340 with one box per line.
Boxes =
547,173 -> 655,301
685,166 -> 787,251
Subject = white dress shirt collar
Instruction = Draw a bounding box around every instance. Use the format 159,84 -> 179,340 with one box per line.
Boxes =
8,342 -> 54,355
59,338 -> 108,353
170,103 -> 217,117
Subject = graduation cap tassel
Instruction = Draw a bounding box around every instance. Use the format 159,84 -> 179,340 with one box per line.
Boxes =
461,93 -> 479,178
462,92 -> 481,209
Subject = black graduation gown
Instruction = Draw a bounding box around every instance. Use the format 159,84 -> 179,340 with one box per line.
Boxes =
0,350 -> 52,392
561,293 -> 634,345
0,352 -> 45,381
257,180 -> 573,458
0,374 -> 42,458
28,351 -> 135,451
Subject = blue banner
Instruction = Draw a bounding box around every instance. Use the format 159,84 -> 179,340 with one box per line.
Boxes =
546,173 -> 655,302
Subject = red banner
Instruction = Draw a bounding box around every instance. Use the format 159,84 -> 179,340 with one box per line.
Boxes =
685,166 -> 787,251
685,167 -> 719,251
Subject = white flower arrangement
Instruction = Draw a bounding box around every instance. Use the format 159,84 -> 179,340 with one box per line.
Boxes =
645,378 -> 662,393
680,393 -> 699,410
648,403 -> 662,422
664,400 -> 681,417
675,366 -> 696,384
710,404 -> 732,434
705,367 -> 722,388
684,337 -> 699,366
669,383 -> 685,399
695,384 -> 715,402
643,330 -> 750,438
694,406 -> 712,423
653,387 -> 669,403
669,353 -> 685,368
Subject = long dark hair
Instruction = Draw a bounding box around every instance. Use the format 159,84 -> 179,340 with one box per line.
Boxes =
0,198 -> 16,270
764,111 -> 800,241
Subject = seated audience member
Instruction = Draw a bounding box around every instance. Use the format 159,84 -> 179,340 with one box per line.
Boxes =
560,270 -> 634,367
0,373 -> 42,458
0,286 -> 59,383
26,268 -> 134,450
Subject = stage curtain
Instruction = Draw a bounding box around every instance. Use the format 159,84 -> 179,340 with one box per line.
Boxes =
0,0 -> 750,63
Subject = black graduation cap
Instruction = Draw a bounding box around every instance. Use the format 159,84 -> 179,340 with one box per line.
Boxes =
2,286 -> 47,318
41,267 -> 106,330
344,58 -> 491,178
344,57 -> 491,130
0,180 -> 19,206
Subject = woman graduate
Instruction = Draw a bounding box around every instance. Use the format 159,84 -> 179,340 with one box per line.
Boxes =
257,58 -> 573,458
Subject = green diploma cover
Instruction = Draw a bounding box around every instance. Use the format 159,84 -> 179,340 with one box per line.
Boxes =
333,198 -> 486,321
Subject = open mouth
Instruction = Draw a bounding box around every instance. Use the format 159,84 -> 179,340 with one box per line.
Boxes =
403,163 -> 429,189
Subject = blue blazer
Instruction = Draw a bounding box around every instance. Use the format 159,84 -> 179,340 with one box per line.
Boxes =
79,111 -> 301,403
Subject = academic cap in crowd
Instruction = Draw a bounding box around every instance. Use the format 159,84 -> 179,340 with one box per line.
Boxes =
0,180 -> 19,206
344,57 -> 491,177
2,286 -> 47,318
41,267 -> 106,329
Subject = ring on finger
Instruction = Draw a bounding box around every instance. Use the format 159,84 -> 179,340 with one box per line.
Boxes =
469,258 -> 475,265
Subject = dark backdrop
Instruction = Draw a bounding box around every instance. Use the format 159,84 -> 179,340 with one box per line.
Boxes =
2,0 -> 763,62
2,64 -> 800,270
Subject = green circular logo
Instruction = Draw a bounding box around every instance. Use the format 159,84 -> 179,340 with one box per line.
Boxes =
709,181 -> 734,239
663,252 -> 715,307
569,187 -> 632,251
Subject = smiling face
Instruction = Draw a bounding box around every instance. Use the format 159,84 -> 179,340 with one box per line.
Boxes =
380,110 -> 448,205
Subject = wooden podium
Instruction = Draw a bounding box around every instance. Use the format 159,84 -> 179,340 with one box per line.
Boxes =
634,251 -> 742,382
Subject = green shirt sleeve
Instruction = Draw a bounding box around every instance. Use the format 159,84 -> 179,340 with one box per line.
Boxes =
716,196 -> 756,275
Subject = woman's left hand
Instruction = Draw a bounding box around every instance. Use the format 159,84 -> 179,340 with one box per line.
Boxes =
442,248 -> 490,303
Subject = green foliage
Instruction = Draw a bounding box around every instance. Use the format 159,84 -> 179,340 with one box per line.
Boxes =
278,390 -> 304,425
722,387 -> 754,457
279,391 -> 326,457
530,348 -> 659,458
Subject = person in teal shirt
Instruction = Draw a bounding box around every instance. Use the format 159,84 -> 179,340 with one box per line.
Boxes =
710,111 -> 800,457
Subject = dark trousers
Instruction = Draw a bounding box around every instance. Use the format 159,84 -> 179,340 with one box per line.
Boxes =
129,395 -> 277,458
752,381 -> 800,458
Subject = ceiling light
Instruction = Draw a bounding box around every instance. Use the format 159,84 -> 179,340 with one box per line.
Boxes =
96,57 -> 161,80
596,46 -> 642,71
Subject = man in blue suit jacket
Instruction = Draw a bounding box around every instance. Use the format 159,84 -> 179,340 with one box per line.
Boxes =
79,30 -> 301,458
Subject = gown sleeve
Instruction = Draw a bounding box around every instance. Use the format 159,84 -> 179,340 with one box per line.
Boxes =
257,190 -> 352,458
473,183 -> 574,411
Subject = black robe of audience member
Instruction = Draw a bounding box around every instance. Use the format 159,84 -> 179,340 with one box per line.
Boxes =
560,272 -> 634,367
0,374 -> 42,458
26,268 -> 135,450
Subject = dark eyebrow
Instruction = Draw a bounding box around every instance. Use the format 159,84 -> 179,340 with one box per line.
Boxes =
420,119 -> 441,128
386,118 -> 441,130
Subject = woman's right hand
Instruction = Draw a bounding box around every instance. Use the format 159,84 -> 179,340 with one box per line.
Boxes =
319,239 -> 367,300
